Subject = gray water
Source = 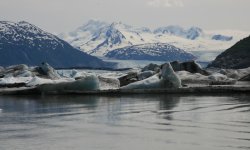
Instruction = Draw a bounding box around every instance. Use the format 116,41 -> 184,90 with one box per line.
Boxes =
0,94 -> 250,150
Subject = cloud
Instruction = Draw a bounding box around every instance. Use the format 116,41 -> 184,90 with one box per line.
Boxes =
147,0 -> 184,8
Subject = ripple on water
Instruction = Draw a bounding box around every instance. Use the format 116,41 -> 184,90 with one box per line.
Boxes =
0,94 -> 250,150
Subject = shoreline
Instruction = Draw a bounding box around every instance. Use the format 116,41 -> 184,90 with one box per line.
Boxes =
1,84 -> 250,95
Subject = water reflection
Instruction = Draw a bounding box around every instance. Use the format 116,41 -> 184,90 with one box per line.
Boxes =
0,94 -> 250,150
0,95 -> 100,113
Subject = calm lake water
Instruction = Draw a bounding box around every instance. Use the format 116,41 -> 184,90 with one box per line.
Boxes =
0,94 -> 250,150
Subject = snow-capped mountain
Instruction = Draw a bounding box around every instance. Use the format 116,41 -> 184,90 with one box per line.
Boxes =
60,20 -> 152,56
0,21 -> 110,68
106,43 -> 196,61
60,20 -> 249,60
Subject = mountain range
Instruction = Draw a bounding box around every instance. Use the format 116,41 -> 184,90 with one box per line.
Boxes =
1,20 -> 249,69
60,20 -> 249,60
0,21 -> 110,68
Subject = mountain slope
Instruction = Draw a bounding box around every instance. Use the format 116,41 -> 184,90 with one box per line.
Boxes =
208,35 -> 250,69
60,20 -> 249,59
0,21 -> 109,68
105,43 -> 196,61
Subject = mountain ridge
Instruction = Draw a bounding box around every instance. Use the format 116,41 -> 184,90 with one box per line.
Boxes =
0,21 -> 111,68
208,35 -> 250,69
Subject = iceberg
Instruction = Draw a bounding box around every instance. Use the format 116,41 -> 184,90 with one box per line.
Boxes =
177,71 -> 236,85
160,63 -> 182,88
36,62 -> 61,79
121,74 -> 161,90
0,61 -> 250,95
37,75 -> 100,93
121,63 -> 181,89
26,76 -> 74,87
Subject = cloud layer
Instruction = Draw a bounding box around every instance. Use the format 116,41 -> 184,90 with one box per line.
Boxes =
147,0 -> 184,8
1,0 -> 250,33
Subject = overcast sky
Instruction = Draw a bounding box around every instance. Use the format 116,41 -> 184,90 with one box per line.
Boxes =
1,0 -> 250,33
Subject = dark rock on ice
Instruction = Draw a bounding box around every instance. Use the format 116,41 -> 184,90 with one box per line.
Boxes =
0,83 -> 27,88
141,63 -> 160,72
138,71 -> 155,80
35,62 -> 60,80
118,72 -> 138,87
170,61 -> 209,75
98,76 -> 120,90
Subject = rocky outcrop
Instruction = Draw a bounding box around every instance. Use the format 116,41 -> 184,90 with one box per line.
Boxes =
0,21 -> 111,68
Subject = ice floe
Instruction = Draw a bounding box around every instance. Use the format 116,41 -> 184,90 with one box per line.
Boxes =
0,62 -> 249,94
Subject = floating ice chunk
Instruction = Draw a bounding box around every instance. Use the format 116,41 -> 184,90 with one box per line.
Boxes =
208,73 -> 228,81
1,64 -> 32,78
177,70 -> 236,85
6,64 -> 28,71
208,73 -> 236,85
121,74 -> 161,89
0,77 -> 32,85
38,62 -> 61,79
26,76 -> 74,87
122,63 -> 181,89
177,71 -> 208,84
15,70 -> 33,77
37,75 -> 100,93
57,69 -> 86,78
217,67 -> 250,80
160,63 -> 182,88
